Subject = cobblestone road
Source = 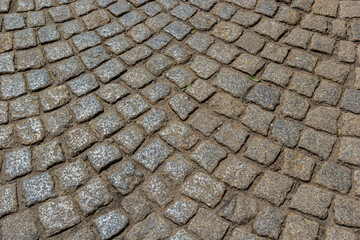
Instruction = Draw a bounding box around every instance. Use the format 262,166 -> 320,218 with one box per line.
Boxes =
1,0 -> 360,239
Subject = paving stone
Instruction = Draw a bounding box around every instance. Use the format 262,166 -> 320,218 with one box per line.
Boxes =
305,106 -> 339,134
284,28 -> 312,49
261,63 -> 292,87
245,136 -> 281,165
282,91 -> 310,120
90,111 -> 124,139
232,53 -> 265,75
309,34 -> 335,54
39,85 -> 71,112
331,19 -> 347,38
96,83 -> 129,104
72,31 -> 101,51
35,0 -> 54,9
120,45 -> 152,66
214,123 -> 248,152
94,211 -> 128,240
68,73 -> 98,97
236,32 -> 265,54
169,94 -> 197,120
231,10 -> 260,27
342,112 -> 360,137
94,59 -> 125,83
254,172 -> 293,206
190,0 -> 217,10
254,18 -> 287,41
96,22 -> 124,38
164,21 -> 192,40
246,84 -> 280,111
301,14 -> 328,33
76,178 -> 112,215
271,119 -> 302,148
0,184 -> 17,218
291,0 -> 315,12
340,89 -> 360,114
228,228 -> 260,240
97,0 -> 116,7
0,101 -> 8,124
39,196 -> 80,236
0,33 -> 12,53
298,128 -> 336,159
325,227 -> 358,240
114,125 -> 145,154
338,41 -> 356,63
107,161 -> 142,195
253,207 -> 283,239
0,125 -> 13,149
127,213 -> 171,240
88,144 -> 121,172
171,3 -> 197,20
107,0 -> 130,17
212,21 -> 242,43
119,11 -> 146,29
2,211 -> 39,240
186,32 -> 214,52
116,94 -> 149,120
209,92 -> 244,119
278,5 -> 301,25
282,213 -> 319,240
142,175 -> 172,206
145,12 -> 172,32
33,140 -> 64,171
289,72 -> 319,97
55,160 -> 90,192
156,0 -> 177,10
165,66 -> 196,88
190,141 -> 226,173
141,82 -> 171,103
214,157 -> 260,190
1,73 -> 26,100
48,5 -> 73,22
338,137 -> 360,165
70,94 -> 103,123
51,56 -> 84,83
0,0 -> 11,12
165,44 -> 192,63
27,11 -> 45,27
42,107 -> 71,136
71,0 -> 96,16
134,138 -> 173,171
142,2 -> 162,16
82,9 -> 110,30
188,208 -> 229,240
14,28 -> 36,50
17,0 -> 35,11
136,108 -> 166,134
182,172 -> 225,207
121,190 -> 151,221
190,12 -> 217,31
38,25 -> 60,43
286,49 -> 318,72
146,33 -> 172,50
4,13 -> 25,31
334,195 -> 360,227
128,23 -> 152,43
43,41 -> 73,63
159,121 -> 198,150
339,1 -> 360,18
207,40 -> 240,64
242,104 -> 275,136
260,42 -> 289,64
80,45 -> 110,70
281,148 -> 316,181
220,193 -> 259,224
145,54 -> 173,76
170,229 -> 198,240
16,48 -> 45,71
312,0 -> 338,17
22,173 -> 55,206
64,127 -> 97,156
105,34 -> 135,55
25,69 -> 52,92
15,117 -> 44,145
184,79 -> 215,102
67,227 -> 95,240
163,153 -> 193,182
189,109 -> 222,136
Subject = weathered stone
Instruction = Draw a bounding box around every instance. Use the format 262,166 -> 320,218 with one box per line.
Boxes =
338,137 -> 360,165
305,106 -> 340,134
281,149 -> 316,181
127,213 -> 171,240
242,104 -> 274,136
94,211 -> 128,240
282,213 -> 319,240
334,195 -> 360,227
160,121 -> 198,150
299,128 -> 336,159
55,160 -> 90,192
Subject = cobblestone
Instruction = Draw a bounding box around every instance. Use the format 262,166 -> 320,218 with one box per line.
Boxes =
94,211 -> 128,240
55,160 -> 89,192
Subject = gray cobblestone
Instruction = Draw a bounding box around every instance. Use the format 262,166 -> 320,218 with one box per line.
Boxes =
107,161 -> 142,195
1,73 -> 26,100
15,117 -> 44,145
2,211 -> 39,240
55,160 -> 90,192
88,144 -> 121,172
22,173 -> 55,206
114,125 -> 145,154
94,211 -> 128,240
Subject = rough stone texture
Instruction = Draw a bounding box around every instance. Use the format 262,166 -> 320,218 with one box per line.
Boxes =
127,213 -> 171,240
282,213 -> 319,240
281,149 -> 316,181
334,195 -> 360,227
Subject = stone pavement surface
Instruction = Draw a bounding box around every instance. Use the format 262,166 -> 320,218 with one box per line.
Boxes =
0,0 -> 360,239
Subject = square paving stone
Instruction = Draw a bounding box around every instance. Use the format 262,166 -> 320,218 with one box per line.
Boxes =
182,172 -> 225,208
246,84 -> 280,111
165,66 -> 196,88
342,112 -> 360,137
190,0 -> 217,10
170,229 -> 198,240
72,31 -> 101,51
245,136 -> 281,165
17,0 -> 35,12
231,10 -> 260,27
305,106 -> 340,134
120,45 -> 152,66
105,34 -> 134,54
340,89 -> 360,114
212,21 -> 242,43
278,5 -> 301,24
14,28 -> 37,50
48,5 -> 73,22
325,227 -> 358,240
282,91 -> 310,120
190,55 -> 219,79
212,2 -> 236,20
254,18 -> 287,40
145,54 -> 173,76
127,213 -> 171,240
190,141 -> 226,173
27,11 -> 45,27
25,69 -> 52,92
165,21 -> 192,40
338,137 -> 360,165
186,32 -> 214,52
255,0 -> 279,17
128,23 -> 152,43
33,140 -> 64,171
282,213 -> 319,240
3,13 -> 25,31
298,128 -> 336,159
142,175 -> 172,207
68,73 -> 98,97
71,0 -> 96,16
141,82 -> 171,103
309,34 -> 335,54
14,117 -> 44,145
2,211 -> 39,240
121,190 -> 151,221
0,184 -> 17,218
289,72 -> 319,97
41,106 -> 72,136
96,83 -> 129,103
67,228 -> 95,240
338,40 -> 356,63
253,206 -> 283,239
188,208 -> 229,240
171,3 -> 197,20
260,42 -> 289,63
107,0 -> 130,16
16,48 -> 45,71
232,53 -> 265,75
236,32 -> 265,54
39,85 -> 71,112
43,41 -> 74,63
145,12 -> 172,32
94,59 -> 125,83
106,161 -> 143,195
35,0 -> 54,9
254,171 -> 293,206
114,125 -> 146,154
315,60 -> 350,84
39,196 -> 80,236
0,52 -> 14,74
334,195 -> 360,227
165,44 -> 192,63
96,22 -> 124,38
82,9 -> 110,30
134,138 -> 173,171
146,33 -> 172,50
121,67 -> 154,89
206,40 -> 240,64
190,12 -> 217,31
281,148 -> 316,181
50,56 -> 84,83
64,127 -> 97,156
209,92 -> 244,119
290,184 -> 333,219
0,33 -> 13,53
38,25 -> 60,44
228,228 -> 258,240
1,73 -> 26,100
94,211 -> 128,240
22,173 -> 55,206
0,0 -> 11,12
55,160 -> 90,192
0,125 -> 13,150
261,62 -> 293,87
214,157 -> 260,190
286,49 -> 318,72
284,28 -> 312,49
169,93 -> 197,120
242,104 -> 275,136
87,144 -> 122,172
219,193 -> 259,224
271,118 -> 302,148
116,94 -> 149,120
80,45 -> 110,70
76,178 -> 112,215
90,111 -> 125,139
119,11 -> 146,29
332,19 -> 347,38
137,108 -> 166,134
142,2 -> 162,16
163,153 -> 194,182
97,0 -> 117,7
214,122 -> 248,153
188,109 -> 222,136
185,79 -> 216,102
